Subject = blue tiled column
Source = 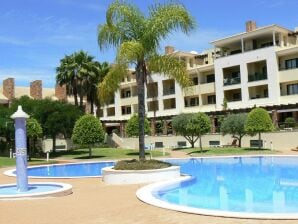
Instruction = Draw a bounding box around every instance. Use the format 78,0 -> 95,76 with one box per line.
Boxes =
11,106 -> 29,192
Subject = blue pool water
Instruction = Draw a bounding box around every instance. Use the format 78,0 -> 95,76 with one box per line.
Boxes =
156,156 -> 298,214
22,161 -> 115,178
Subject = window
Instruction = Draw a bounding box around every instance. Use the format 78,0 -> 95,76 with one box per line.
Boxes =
192,77 -> 199,85
207,95 -> 216,104
121,106 -> 131,115
264,89 -> 268,98
206,74 -> 215,83
287,84 -> 298,95
232,92 -> 241,101
125,90 -> 131,98
285,58 -> 298,70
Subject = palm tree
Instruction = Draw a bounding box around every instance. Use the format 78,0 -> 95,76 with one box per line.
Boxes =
98,1 -> 195,160
56,55 -> 79,106
85,61 -> 109,114
56,51 -> 100,109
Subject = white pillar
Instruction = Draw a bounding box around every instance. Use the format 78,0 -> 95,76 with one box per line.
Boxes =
241,38 -> 244,52
273,31 -> 276,46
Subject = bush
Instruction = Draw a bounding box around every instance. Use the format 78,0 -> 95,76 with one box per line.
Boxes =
245,108 -> 273,149
125,114 -> 150,137
221,113 -> 247,147
172,112 -> 211,151
114,159 -> 171,170
285,117 -> 295,128
72,114 -> 105,158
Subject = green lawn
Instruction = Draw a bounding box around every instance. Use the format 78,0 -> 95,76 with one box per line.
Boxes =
172,147 -> 278,156
0,157 -> 57,168
51,148 -> 168,160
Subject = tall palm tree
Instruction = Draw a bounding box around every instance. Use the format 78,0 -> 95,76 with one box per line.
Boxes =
98,1 -> 195,160
56,51 -> 98,108
85,61 -> 109,114
56,55 -> 79,106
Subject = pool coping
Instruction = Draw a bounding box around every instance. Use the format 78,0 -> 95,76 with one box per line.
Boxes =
137,154 -> 298,220
0,182 -> 72,200
3,160 -> 116,179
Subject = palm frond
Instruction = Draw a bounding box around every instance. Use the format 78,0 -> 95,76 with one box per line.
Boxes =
147,55 -> 192,88
144,3 -> 195,50
98,1 -> 145,50
98,63 -> 128,104
117,41 -> 144,63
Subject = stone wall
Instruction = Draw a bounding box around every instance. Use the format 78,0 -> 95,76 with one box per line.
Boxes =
30,80 -> 42,99
3,78 -> 15,100
55,84 -> 67,101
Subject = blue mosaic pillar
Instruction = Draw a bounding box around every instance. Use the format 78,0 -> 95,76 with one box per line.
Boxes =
11,106 -> 29,192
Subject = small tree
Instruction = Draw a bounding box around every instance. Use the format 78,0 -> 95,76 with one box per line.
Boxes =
221,113 -> 247,147
194,113 -> 211,152
245,108 -> 273,149
126,114 -> 150,137
222,97 -> 228,111
72,114 -> 105,158
285,117 -> 295,128
172,113 -> 211,151
26,118 -> 43,160
172,113 -> 197,148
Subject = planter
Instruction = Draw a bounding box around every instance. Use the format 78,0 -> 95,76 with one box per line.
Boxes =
102,166 -> 180,185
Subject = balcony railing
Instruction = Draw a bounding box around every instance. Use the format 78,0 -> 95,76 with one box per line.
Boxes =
223,77 -> 241,86
163,88 -> 175,96
248,73 -> 267,82
279,65 -> 298,71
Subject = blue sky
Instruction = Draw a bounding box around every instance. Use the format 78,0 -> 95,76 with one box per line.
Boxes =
0,0 -> 298,87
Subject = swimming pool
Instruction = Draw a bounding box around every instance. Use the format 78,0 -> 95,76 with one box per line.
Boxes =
137,156 -> 298,219
5,161 -> 115,178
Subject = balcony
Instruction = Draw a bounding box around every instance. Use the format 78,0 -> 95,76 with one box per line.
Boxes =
120,96 -> 137,106
200,82 -> 215,94
223,76 -> 241,86
183,85 -> 199,96
279,68 -> 298,83
163,88 -> 175,96
147,82 -> 158,98
163,79 -> 175,96
223,66 -> 241,86
249,85 -> 268,100
224,89 -> 242,102
248,72 -> 267,82
184,96 -> 199,107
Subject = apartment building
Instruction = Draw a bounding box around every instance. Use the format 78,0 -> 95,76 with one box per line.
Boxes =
100,21 -> 298,136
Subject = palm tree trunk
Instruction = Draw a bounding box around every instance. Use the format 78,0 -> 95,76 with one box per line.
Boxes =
89,145 -> 92,158
136,64 -> 145,161
72,79 -> 79,106
90,94 -> 94,114
52,135 -> 56,154
258,132 -> 261,149
199,136 -> 202,152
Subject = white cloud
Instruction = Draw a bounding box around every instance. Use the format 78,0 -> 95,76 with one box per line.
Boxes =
0,36 -> 30,46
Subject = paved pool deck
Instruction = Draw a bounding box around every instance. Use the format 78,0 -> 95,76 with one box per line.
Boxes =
1,150 -> 298,223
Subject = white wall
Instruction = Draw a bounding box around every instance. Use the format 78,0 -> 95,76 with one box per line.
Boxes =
111,131 -> 298,152
215,47 -> 280,110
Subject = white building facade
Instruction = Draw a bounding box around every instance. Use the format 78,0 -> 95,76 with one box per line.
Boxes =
100,21 -> 298,136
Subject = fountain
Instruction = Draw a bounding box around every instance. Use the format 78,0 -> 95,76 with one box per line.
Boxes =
0,106 -> 72,200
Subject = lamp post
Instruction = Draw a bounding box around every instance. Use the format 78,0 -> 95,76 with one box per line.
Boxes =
11,106 -> 29,192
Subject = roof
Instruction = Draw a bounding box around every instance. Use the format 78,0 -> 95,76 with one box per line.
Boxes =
210,24 -> 293,47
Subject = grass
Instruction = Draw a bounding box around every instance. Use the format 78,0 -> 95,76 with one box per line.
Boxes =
0,157 -> 57,168
114,159 -> 171,170
51,147 -> 168,160
172,147 -> 278,156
